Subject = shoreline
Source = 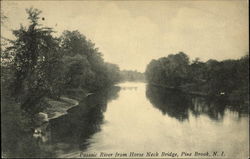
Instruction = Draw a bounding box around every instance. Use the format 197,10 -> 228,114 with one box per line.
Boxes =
149,83 -> 208,97
148,83 -> 249,105
44,96 -> 79,121
45,92 -> 95,121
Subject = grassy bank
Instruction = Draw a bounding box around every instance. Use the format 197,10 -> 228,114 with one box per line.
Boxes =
44,97 -> 79,120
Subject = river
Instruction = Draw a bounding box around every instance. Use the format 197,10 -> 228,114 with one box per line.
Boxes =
45,82 -> 249,158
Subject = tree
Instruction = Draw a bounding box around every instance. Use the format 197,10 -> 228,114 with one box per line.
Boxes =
60,30 -> 121,92
104,62 -> 121,84
189,58 -> 206,83
7,8 -> 64,114
120,70 -> 145,82
145,52 -> 190,88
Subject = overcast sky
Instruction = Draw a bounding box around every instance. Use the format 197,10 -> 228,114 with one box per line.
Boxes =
1,0 -> 248,72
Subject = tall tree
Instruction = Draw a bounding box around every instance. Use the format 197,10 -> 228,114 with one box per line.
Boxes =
60,30 -> 120,92
145,52 -> 190,88
7,8 -> 63,114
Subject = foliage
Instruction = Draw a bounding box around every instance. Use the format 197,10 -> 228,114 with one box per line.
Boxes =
1,92 -> 54,158
2,8 -> 121,115
120,70 -> 145,82
1,8 -> 122,157
145,52 -> 189,88
2,8 -> 65,114
60,30 -> 121,92
145,52 -> 249,103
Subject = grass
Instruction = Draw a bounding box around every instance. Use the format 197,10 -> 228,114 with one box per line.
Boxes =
44,96 -> 79,119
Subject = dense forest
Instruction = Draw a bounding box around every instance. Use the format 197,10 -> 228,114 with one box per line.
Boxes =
145,52 -> 249,105
1,8 -> 123,157
1,8 -> 121,115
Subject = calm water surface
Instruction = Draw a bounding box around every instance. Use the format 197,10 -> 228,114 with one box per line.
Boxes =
48,82 -> 248,158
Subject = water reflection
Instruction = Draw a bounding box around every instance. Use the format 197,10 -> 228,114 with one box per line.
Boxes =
45,82 -> 248,158
4,83 -> 248,158
47,86 -> 121,156
146,85 -> 192,121
121,86 -> 138,90
146,84 -> 248,121
191,97 -> 226,120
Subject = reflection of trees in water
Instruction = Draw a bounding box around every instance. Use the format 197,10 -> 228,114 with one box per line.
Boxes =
146,85 -> 192,121
191,97 -> 226,120
47,86 -> 121,154
121,87 -> 138,91
146,84 -> 247,122
191,95 -> 248,120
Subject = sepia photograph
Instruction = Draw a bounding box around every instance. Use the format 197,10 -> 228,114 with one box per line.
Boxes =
1,0 -> 249,158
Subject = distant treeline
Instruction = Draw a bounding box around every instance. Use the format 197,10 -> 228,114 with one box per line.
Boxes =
120,70 -> 145,82
145,52 -> 249,104
1,8 -> 120,114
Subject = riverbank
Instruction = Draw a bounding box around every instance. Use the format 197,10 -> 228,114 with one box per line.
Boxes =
150,83 -> 208,97
149,83 -> 249,107
1,93 -> 55,157
42,91 -> 96,121
44,96 -> 79,120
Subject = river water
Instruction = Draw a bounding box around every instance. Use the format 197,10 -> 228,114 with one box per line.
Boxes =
47,82 -> 248,158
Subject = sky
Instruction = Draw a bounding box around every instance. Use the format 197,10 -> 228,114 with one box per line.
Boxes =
1,0 -> 249,72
